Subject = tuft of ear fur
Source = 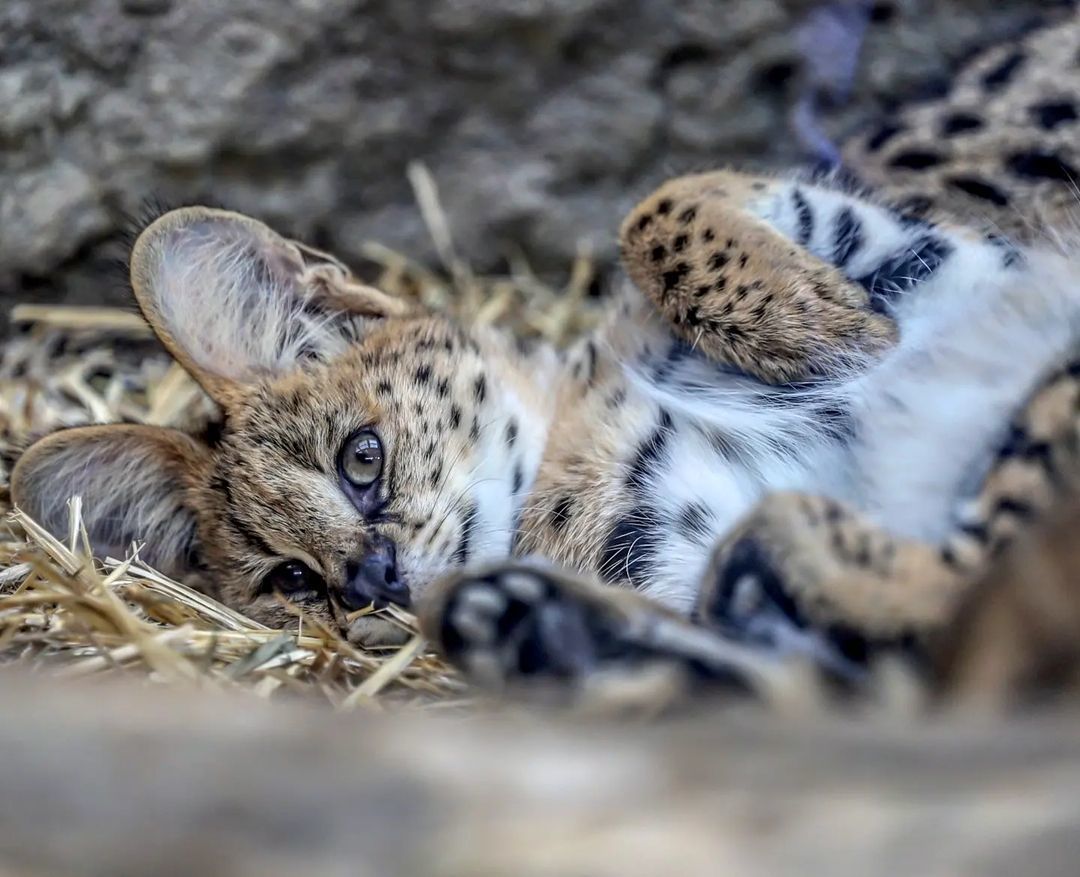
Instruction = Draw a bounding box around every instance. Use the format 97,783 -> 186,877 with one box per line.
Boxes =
10,425 -> 210,577
129,207 -> 412,403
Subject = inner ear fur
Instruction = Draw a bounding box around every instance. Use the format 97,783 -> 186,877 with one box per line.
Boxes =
10,424 -> 210,578
129,206 -> 414,404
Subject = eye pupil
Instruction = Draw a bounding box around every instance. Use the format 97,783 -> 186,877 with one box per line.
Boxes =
263,560 -> 321,596
341,429 -> 384,488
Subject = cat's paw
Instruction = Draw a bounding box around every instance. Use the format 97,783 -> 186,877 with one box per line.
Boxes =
420,562 -> 770,696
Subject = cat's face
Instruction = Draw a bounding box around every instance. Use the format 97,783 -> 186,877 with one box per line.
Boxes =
12,207 -> 553,643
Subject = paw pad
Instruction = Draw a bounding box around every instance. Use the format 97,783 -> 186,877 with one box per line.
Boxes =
706,536 -> 805,642
435,569 -> 603,686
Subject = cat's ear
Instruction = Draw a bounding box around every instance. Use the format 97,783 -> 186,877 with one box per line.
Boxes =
10,425 -> 210,576
129,206 -> 414,404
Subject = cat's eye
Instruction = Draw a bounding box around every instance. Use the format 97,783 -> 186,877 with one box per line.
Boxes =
340,429 -> 384,487
261,560 -> 323,596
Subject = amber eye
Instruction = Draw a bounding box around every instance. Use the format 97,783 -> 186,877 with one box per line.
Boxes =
261,560 -> 323,596
340,429 -> 384,487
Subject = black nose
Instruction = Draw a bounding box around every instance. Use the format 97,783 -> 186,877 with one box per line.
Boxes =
344,537 -> 411,609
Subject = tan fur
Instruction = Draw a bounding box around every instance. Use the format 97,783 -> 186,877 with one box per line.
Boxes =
933,502 -> 1080,710
619,171 -> 895,384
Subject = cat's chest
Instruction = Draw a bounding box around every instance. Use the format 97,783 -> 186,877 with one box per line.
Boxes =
516,342 -> 846,611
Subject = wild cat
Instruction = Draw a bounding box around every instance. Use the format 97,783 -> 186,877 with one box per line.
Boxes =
12,13 -> 1080,691
10,164 -> 1080,689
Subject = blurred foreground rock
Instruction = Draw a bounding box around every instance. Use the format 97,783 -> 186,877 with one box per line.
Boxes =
0,0 -> 1056,327
2,674 -> 1080,877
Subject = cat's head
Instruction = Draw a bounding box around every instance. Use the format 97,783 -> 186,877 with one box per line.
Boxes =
11,208 -> 554,642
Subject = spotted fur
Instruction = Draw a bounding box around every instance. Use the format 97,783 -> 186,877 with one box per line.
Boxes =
844,7 -> 1080,239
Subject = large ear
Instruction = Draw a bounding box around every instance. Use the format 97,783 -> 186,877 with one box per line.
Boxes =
129,207 -> 413,404
10,425 -> 210,576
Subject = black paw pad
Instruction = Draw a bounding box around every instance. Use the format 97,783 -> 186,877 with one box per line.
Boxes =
705,537 -> 805,642
437,570 -> 611,685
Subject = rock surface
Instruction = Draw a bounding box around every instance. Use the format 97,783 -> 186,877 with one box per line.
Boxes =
0,0 -> 1055,324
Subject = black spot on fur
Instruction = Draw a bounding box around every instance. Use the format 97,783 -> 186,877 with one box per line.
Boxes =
791,188 -> 813,245
469,416 -> 481,443
679,206 -> 697,224
414,364 -> 432,386
453,504 -> 476,566
636,213 -> 653,231
650,245 -> 667,263
676,502 -> 710,542
584,341 -> 597,383
375,379 -> 392,397
200,418 -> 226,449
662,263 -> 689,292
995,497 -> 1034,519
435,377 -> 451,398
549,495 -> 575,533
866,123 -> 903,152
702,228 -> 715,242
505,419 -> 518,447
474,375 -> 487,404
512,465 -> 524,494
940,543 -> 960,569
857,234 -> 953,311
708,251 -> 729,271
450,405 -> 462,430
625,410 -> 673,494
986,232 -> 1023,268
941,113 -> 983,136
981,50 -> 1025,91
947,176 -> 1009,206
657,199 -> 673,215
887,150 -> 944,171
673,234 -> 688,252
958,520 -> 989,545
1030,100 -> 1078,130
429,463 -> 443,488
1006,151 -> 1078,183
996,423 -> 1053,471
606,388 -> 627,409
755,59 -> 797,90
831,207 -> 863,268
869,2 -> 895,23
598,514 -> 659,587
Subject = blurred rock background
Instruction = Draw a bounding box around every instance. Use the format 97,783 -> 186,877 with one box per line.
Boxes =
0,0 -> 1064,329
